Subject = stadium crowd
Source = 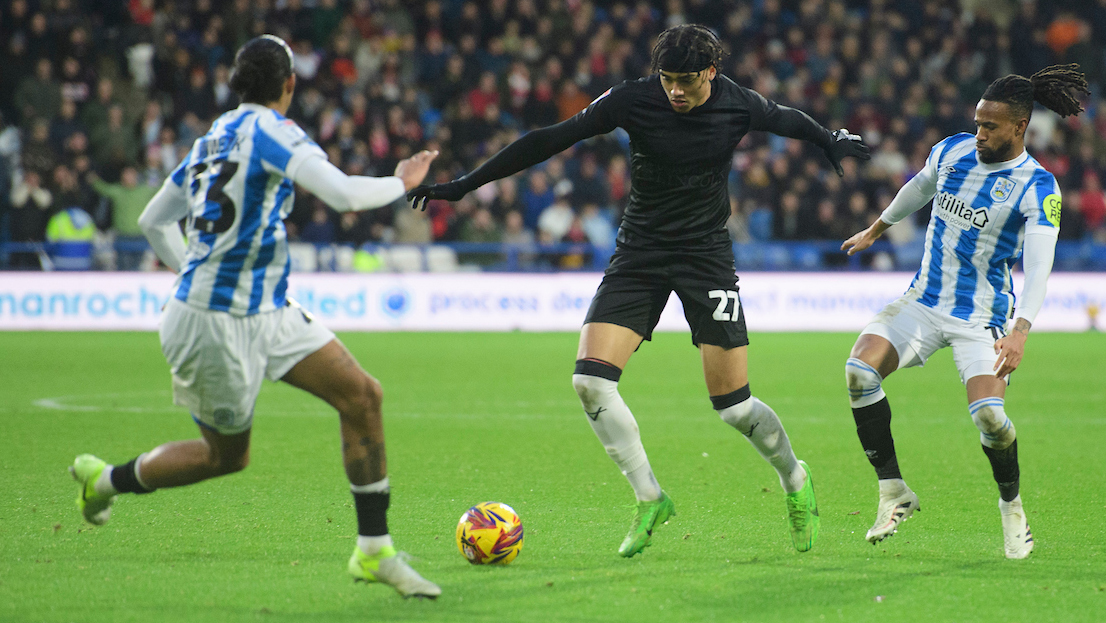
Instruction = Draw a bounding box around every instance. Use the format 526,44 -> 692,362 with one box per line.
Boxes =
1,0 -> 1104,270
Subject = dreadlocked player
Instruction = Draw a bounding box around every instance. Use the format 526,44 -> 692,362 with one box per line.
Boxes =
409,24 -> 870,556
842,64 -> 1089,559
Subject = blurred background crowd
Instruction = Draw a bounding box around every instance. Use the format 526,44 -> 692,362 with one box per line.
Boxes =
1,0 -> 1104,271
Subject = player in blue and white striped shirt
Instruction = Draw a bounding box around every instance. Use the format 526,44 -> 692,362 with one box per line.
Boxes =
68,35 -> 442,598
840,65 -> 1088,559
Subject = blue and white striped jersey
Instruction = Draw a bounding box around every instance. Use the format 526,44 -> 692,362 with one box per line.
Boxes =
904,133 -> 1061,328
167,103 -> 325,316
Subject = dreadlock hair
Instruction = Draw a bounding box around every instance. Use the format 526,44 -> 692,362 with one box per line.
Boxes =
650,24 -> 725,74
229,35 -> 295,105
981,63 -> 1089,121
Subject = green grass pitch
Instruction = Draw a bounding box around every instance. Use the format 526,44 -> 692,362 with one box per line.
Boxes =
1,330 -> 1104,622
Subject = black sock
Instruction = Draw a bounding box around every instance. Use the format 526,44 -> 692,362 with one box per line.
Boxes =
109,457 -> 154,494
982,439 -> 1020,502
852,397 -> 902,480
353,490 -> 390,536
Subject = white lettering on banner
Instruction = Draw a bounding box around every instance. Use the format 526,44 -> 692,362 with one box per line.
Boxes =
1,272 -> 1104,331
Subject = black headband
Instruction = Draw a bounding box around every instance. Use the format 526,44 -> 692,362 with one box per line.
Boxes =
656,46 -> 713,73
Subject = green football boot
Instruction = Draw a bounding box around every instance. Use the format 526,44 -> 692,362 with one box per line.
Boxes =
69,454 -> 115,526
618,490 -> 676,558
348,545 -> 441,599
785,460 -> 819,552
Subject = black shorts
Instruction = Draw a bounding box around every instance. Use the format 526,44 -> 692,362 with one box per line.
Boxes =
583,241 -> 749,349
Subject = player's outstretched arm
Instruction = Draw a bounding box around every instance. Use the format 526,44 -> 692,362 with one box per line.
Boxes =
407,116 -> 603,210
842,167 -> 939,255
756,101 -> 870,176
842,217 -> 892,256
294,150 -> 438,212
138,178 -> 190,272
993,230 -> 1058,377
823,128 -> 871,176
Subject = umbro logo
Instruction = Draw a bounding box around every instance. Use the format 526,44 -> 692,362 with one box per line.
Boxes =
946,166 -> 958,174
586,407 -> 605,421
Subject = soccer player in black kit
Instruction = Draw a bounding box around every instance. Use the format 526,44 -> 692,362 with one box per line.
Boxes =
410,25 -> 870,556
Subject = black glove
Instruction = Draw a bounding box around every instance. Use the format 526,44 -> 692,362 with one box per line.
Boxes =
406,179 -> 471,211
823,128 -> 871,177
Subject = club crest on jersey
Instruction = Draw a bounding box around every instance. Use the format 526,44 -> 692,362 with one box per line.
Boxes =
935,191 -> 989,231
989,177 -> 1016,203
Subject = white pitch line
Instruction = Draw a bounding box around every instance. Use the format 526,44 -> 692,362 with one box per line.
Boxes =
32,390 -> 177,413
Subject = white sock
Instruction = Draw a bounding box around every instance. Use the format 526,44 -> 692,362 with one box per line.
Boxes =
717,397 -> 805,493
94,466 -> 119,497
573,374 -> 662,502
357,534 -> 393,556
350,477 -> 389,494
878,478 -> 908,497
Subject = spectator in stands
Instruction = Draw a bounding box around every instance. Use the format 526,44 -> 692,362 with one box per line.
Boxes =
394,199 -> 433,244
774,191 -> 808,241
336,212 -> 376,248
80,78 -> 120,141
522,170 -> 554,230
9,170 -> 52,268
537,190 -> 574,244
14,58 -> 61,126
91,105 -> 140,170
22,118 -> 57,176
459,206 -> 504,266
50,99 -> 86,155
571,155 -> 611,209
490,177 -> 525,221
59,56 -> 95,105
580,204 -> 615,249
522,76 -> 561,129
3,0 -> 1105,271
51,164 -> 96,220
301,204 -> 338,245
88,166 -> 159,270
1079,172 -> 1106,235
555,80 -> 593,121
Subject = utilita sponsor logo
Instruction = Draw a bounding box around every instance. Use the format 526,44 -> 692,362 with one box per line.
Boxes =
934,191 -> 989,230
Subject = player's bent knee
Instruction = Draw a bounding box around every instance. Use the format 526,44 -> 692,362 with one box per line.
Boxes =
209,447 -> 249,475
717,393 -> 772,432
969,399 -> 1015,448
361,374 -> 384,408
572,373 -> 613,411
846,357 -> 885,408
337,373 -> 383,415
572,359 -> 622,412
718,396 -> 755,429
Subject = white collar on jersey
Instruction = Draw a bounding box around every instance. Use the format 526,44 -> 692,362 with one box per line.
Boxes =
977,148 -> 1028,171
236,103 -> 274,114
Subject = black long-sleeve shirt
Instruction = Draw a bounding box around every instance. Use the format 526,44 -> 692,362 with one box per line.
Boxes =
460,74 -> 835,247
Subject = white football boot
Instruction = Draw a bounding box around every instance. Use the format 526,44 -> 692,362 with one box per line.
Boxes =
999,495 -> 1033,559
349,546 -> 441,599
865,481 -> 920,543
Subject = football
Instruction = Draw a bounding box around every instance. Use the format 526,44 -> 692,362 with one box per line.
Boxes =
455,502 -> 525,565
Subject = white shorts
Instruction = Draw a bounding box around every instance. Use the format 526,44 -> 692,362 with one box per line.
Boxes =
159,297 -> 335,434
861,297 -> 1009,385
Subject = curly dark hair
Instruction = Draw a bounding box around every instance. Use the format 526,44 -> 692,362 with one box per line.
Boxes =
229,35 -> 295,105
981,63 -> 1089,120
650,24 -> 725,74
